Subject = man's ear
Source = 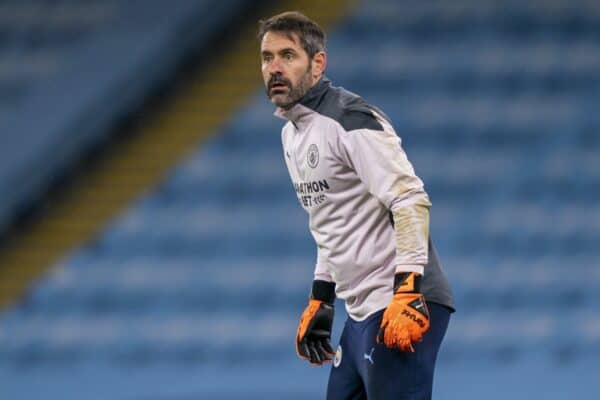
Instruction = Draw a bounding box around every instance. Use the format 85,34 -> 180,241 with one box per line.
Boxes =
311,51 -> 327,81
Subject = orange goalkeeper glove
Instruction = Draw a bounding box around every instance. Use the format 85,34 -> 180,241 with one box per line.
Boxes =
296,280 -> 336,365
377,272 -> 430,352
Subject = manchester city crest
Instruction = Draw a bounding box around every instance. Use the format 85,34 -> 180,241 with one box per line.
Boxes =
333,345 -> 342,368
307,144 -> 319,168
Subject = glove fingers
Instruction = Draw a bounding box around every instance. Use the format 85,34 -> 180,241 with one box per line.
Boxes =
308,342 -> 322,365
387,329 -> 414,352
376,323 -> 387,344
320,338 -> 335,356
299,342 -> 311,360
296,299 -> 335,365
378,294 -> 431,352
315,340 -> 333,362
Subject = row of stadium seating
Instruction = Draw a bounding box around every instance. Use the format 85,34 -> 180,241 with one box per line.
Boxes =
0,0 -> 248,234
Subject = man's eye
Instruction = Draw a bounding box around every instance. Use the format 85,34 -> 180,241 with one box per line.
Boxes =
263,55 -> 273,62
284,53 -> 294,60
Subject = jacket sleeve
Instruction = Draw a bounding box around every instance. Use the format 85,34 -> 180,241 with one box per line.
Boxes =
335,117 -> 431,275
314,246 -> 334,282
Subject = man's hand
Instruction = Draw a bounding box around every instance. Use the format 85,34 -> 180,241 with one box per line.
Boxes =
296,280 -> 336,365
377,272 -> 430,352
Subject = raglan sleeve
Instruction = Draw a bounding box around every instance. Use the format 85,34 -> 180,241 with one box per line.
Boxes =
335,115 -> 431,276
314,246 -> 334,282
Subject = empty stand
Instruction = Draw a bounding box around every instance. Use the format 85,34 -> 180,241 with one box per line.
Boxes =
0,0 -> 248,233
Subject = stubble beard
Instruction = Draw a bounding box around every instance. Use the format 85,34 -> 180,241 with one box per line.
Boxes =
267,66 -> 313,109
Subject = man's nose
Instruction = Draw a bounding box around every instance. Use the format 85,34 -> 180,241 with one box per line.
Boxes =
267,57 -> 284,74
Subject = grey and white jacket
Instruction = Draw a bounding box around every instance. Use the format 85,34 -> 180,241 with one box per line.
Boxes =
275,77 -> 454,321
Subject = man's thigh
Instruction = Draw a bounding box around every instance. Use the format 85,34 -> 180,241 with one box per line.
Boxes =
326,321 -> 366,400
365,303 -> 451,400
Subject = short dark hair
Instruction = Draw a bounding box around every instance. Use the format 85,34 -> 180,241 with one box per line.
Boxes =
258,11 -> 326,59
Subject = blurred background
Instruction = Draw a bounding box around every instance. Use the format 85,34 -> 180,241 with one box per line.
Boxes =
0,0 -> 599,398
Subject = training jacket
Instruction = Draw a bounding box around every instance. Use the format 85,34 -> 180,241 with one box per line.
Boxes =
275,77 -> 455,320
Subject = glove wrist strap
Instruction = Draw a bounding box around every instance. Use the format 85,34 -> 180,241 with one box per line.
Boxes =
311,280 -> 336,305
393,272 -> 422,293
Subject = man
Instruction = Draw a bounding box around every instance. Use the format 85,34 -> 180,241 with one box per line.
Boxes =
258,11 -> 455,400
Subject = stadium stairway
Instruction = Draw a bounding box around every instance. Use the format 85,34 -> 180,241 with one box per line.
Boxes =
0,0 -> 355,311
0,0 -> 357,399
0,0 -> 260,308
0,23 -> 255,310
0,0 -> 253,235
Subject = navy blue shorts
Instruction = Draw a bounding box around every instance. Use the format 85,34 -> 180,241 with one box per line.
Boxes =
326,302 -> 451,400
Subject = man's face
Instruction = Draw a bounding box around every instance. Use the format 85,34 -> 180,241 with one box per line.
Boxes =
261,31 -> 314,108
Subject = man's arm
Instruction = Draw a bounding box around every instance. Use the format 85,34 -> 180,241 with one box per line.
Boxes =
335,113 -> 432,352
295,280 -> 336,365
335,115 -> 431,275
389,196 -> 430,276
314,244 -> 333,281
295,248 -> 335,365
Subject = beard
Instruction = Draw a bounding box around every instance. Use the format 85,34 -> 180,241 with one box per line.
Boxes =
266,66 -> 313,109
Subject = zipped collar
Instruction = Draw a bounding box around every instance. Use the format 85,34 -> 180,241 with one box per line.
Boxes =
273,76 -> 331,126
298,75 -> 331,111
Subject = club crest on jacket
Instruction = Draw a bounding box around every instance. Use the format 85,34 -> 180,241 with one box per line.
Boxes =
307,144 -> 319,168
